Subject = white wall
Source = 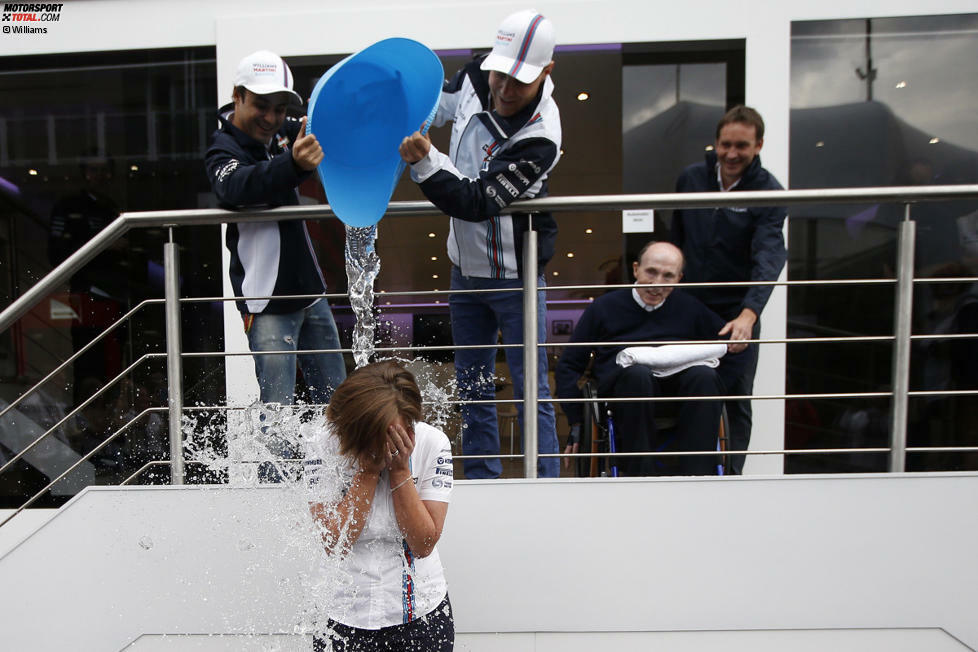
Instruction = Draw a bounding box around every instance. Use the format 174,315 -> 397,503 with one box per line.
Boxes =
1,474 -> 977,650
4,0 -> 976,472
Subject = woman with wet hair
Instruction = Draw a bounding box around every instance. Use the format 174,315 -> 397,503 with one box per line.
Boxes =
306,360 -> 455,651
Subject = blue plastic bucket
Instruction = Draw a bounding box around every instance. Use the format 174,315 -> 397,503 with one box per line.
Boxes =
308,38 -> 443,228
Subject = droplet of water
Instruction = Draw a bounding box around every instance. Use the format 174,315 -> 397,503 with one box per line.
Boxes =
138,536 -> 154,550
238,538 -> 255,551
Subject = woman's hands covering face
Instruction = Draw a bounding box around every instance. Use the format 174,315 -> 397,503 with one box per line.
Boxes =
386,421 -> 415,475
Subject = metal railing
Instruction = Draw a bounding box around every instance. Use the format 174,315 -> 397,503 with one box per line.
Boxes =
1,184 -> 977,518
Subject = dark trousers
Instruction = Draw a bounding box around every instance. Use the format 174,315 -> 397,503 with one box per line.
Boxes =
725,322 -> 761,475
314,595 -> 454,651
605,365 -> 723,476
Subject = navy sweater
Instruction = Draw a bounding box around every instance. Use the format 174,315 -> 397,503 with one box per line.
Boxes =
672,152 -> 787,321
555,289 -> 746,425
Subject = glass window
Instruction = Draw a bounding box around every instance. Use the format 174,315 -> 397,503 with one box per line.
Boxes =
622,61 -> 727,272
788,14 -> 978,473
0,47 -> 223,504
623,62 -> 726,192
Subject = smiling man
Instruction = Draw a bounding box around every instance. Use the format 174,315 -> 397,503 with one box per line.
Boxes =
205,50 -> 345,416
556,242 -> 746,476
672,105 -> 787,474
398,10 -> 563,480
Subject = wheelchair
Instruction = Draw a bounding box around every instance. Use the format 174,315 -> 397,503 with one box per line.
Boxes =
576,379 -> 730,477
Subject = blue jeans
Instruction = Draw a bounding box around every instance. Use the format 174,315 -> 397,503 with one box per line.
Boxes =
245,299 -> 347,406
450,266 -> 559,478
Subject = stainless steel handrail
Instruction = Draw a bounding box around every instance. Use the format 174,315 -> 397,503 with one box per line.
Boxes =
120,460 -> 172,486
129,387 -> 977,409
0,353 -> 166,477
3,184 -> 978,333
0,185 -> 976,506
0,298 -> 164,423
172,274 -> 978,305
125,443 -> 978,486
9,311 -> 969,489
163,235 -> 185,484
550,447 -> 978,458
170,277 -> 913,304
0,407 -> 164,528
888,212 -> 915,471
119,459 -> 215,487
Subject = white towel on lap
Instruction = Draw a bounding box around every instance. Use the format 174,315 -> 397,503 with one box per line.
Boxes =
615,343 -> 728,378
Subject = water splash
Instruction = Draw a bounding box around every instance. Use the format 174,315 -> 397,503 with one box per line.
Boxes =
177,222 -> 477,639
184,403 -> 307,486
181,394 -> 462,640
345,225 -> 380,368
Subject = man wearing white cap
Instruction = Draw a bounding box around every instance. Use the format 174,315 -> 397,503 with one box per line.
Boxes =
206,50 -> 346,412
399,10 -> 562,479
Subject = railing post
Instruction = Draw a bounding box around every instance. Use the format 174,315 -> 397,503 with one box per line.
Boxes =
522,226 -> 539,479
164,233 -> 185,484
888,205 -> 915,473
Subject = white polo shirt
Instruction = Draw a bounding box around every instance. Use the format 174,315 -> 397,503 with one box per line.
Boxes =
304,421 -> 454,630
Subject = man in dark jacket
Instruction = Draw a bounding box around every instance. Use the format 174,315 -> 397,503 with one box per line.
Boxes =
205,50 -> 345,407
672,105 -> 787,474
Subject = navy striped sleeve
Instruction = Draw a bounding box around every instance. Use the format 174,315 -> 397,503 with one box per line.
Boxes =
418,137 -> 558,222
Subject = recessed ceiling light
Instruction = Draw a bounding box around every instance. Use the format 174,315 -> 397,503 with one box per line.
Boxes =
577,92 -> 590,101
428,232 -> 436,238
566,252 -> 574,258
895,81 -> 907,89
552,271 -> 559,276
130,165 -> 139,171
585,228 -> 593,234
815,141 -> 825,148
432,274 -> 439,279
28,169 -> 38,176
705,145 -> 714,152
430,256 -> 438,261
929,137 -> 940,144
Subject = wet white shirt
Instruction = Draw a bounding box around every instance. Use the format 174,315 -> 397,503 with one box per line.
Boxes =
304,421 -> 454,629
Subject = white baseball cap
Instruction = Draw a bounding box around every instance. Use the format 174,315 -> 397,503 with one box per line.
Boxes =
480,10 -> 555,85
233,50 -> 303,106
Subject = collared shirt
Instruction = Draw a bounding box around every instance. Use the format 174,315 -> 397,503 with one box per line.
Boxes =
715,162 -> 742,192
632,286 -> 665,312
304,421 -> 453,630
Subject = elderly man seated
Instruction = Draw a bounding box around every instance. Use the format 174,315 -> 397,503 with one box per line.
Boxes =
556,241 -> 747,475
